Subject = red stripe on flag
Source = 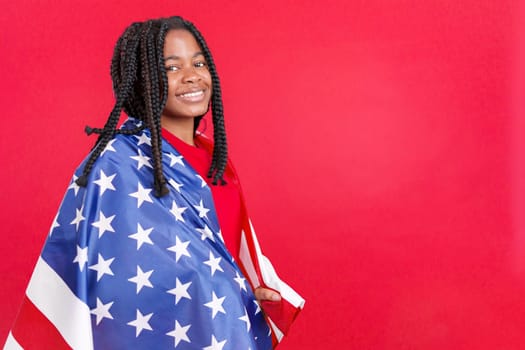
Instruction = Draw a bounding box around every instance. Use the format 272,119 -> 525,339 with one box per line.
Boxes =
261,297 -> 301,336
11,295 -> 71,349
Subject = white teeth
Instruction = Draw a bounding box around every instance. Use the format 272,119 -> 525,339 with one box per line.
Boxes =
179,90 -> 203,98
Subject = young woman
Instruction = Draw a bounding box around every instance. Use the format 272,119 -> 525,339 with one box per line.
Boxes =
5,16 -> 304,350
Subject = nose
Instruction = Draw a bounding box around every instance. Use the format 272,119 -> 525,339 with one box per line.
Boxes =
181,66 -> 201,83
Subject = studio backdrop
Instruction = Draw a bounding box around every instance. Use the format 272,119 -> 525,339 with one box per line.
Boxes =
1,0 -> 524,349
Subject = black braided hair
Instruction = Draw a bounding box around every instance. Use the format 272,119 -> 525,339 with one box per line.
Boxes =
76,16 -> 228,195
182,20 -> 228,185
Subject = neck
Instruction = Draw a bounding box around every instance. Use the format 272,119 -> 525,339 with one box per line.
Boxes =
160,116 -> 196,146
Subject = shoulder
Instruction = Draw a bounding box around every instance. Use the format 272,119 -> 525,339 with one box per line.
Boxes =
74,131 -> 150,189
88,134 -> 141,168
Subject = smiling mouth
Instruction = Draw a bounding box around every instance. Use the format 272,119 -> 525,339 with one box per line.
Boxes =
177,90 -> 205,98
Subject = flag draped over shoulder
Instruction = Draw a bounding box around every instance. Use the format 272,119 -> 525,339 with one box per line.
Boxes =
5,118 -> 304,350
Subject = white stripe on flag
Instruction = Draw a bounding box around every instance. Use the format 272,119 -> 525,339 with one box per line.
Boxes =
26,257 -> 94,350
4,332 -> 23,350
248,220 -> 305,308
239,230 -> 260,287
267,318 -> 284,342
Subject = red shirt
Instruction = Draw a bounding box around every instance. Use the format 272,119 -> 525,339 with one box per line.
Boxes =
161,129 -> 242,260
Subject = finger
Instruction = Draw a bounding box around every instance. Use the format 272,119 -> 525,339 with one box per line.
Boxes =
255,287 -> 281,302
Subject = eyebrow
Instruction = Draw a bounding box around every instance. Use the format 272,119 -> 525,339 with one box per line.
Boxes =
164,52 -> 205,61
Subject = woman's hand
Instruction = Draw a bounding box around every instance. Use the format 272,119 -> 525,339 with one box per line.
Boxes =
254,287 -> 282,302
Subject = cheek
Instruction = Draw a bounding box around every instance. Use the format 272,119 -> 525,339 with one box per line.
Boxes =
167,78 -> 176,94
206,74 -> 213,98
204,71 -> 212,85
166,74 -> 180,92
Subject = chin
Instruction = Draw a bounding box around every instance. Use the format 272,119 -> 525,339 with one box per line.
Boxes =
188,106 -> 211,117
163,102 -> 211,120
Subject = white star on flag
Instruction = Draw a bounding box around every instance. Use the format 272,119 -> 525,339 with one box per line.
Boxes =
100,138 -> 117,156
168,178 -> 183,193
93,170 -> 117,196
130,149 -> 153,170
90,297 -> 114,325
238,308 -> 251,331
204,251 -> 224,276
70,206 -> 85,231
204,291 -> 226,319
128,223 -> 154,250
193,199 -> 210,219
73,245 -> 88,271
166,152 -> 184,167
88,254 -> 115,281
253,300 -> 261,315
128,265 -> 154,293
170,199 -> 187,222
92,211 -> 116,238
167,236 -> 191,262
166,320 -> 191,347
234,272 -> 247,292
135,133 -> 151,146
167,278 -> 192,305
203,335 -> 227,350
129,182 -> 153,208
195,174 -> 207,187
127,309 -> 154,337
50,213 -> 60,236
196,225 -> 215,241
68,175 -> 81,196
216,229 -> 224,243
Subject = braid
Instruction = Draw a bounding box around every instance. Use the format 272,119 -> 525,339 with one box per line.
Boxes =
77,16 -> 229,193
142,21 -> 169,196
114,125 -> 147,135
157,22 -> 170,114
76,24 -> 141,187
182,19 -> 228,185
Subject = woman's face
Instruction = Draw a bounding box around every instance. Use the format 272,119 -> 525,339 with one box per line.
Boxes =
161,29 -> 212,122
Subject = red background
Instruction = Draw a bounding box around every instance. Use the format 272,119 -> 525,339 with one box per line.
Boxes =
1,0 -> 525,348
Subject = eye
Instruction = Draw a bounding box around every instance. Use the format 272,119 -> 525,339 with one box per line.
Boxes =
165,65 -> 179,72
194,61 -> 207,68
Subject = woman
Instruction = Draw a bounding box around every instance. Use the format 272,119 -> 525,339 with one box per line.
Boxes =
5,16 -> 304,350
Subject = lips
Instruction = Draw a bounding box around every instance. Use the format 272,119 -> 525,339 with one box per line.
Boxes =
176,89 -> 206,102
177,90 -> 204,98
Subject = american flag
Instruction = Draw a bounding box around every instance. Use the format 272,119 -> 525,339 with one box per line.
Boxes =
5,118 -> 304,350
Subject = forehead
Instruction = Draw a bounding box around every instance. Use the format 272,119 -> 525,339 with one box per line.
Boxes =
164,29 -> 202,57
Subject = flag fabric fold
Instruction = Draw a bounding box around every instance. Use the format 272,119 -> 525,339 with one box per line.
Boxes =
5,118 -> 304,350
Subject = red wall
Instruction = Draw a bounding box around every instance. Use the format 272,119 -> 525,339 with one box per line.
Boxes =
1,0 -> 524,348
